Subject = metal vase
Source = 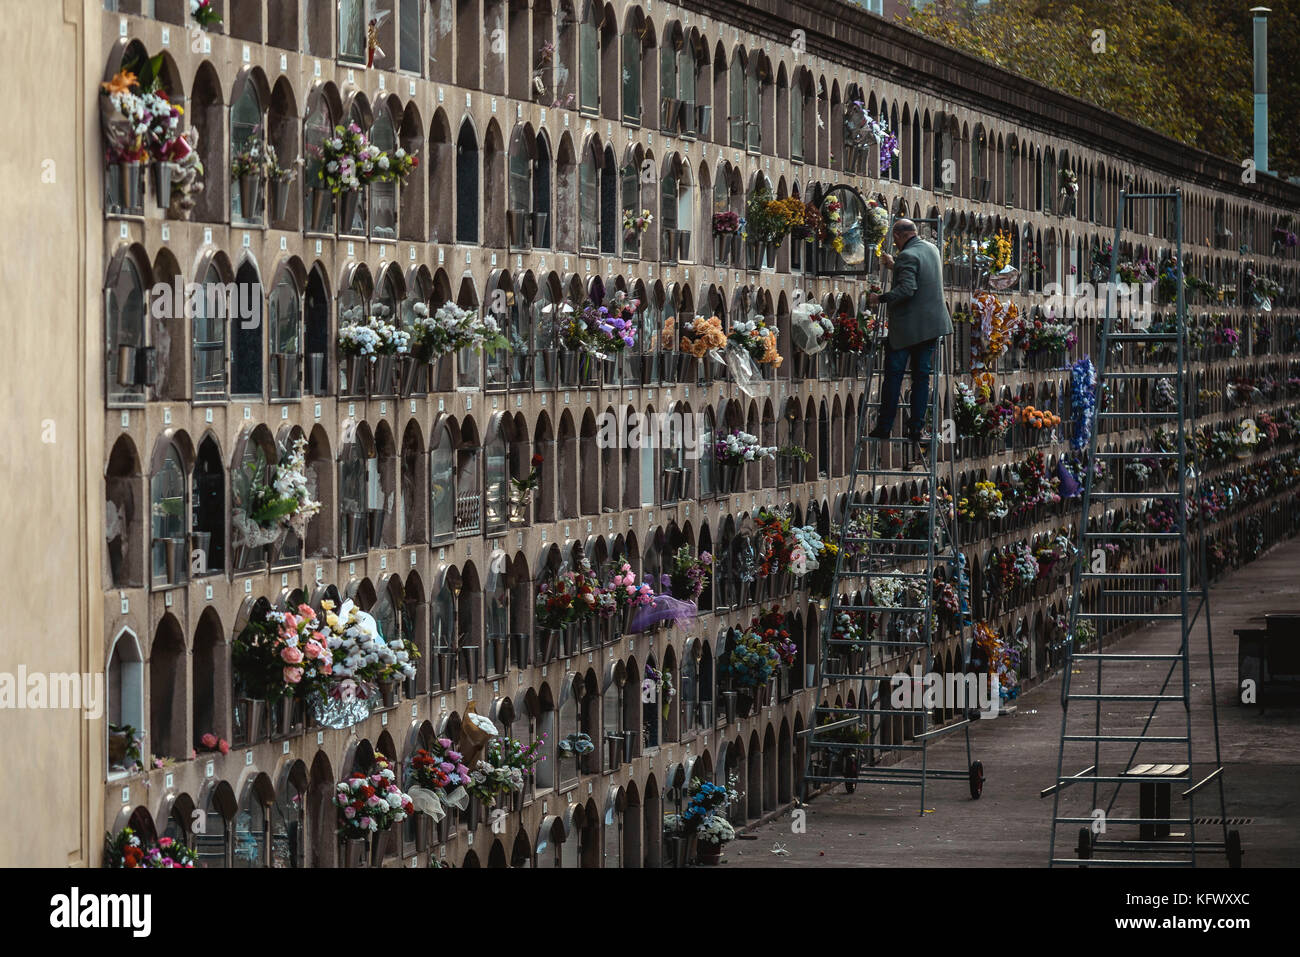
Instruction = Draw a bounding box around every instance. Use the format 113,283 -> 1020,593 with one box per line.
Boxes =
714,233 -> 727,263
309,188 -> 332,231
605,732 -> 623,770
268,175 -> 292,223
238,172 -> 263,222
152,162 -> 172,206
532,212 -> 548,243
118,161 -> 142,210
116,344 -> 137,386
307,353 -> 326,395
509,632 -> 528,668
367,507 -> 386,549
339,189 -> 360,232
398,356 -> 421,396
678,229 -> 691,260
508,209 -> 529,247
379,680 -> 400,708
372,354 -> 394,395
765,240 -> 779,267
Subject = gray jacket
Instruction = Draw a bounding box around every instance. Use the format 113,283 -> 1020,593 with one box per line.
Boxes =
879,235 -> 954,350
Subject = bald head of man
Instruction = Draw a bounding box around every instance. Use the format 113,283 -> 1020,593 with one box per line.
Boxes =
892,218 -> 918,245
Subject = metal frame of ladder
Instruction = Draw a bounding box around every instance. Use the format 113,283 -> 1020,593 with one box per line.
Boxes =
801,215 -> 984,814
1045,188 -> 1242,867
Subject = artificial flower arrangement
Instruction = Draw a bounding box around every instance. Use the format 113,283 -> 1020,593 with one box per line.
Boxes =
792,302 -> 835,354
663,314 -> 727,358
722,626 -> 781,688
105,827 -> 198,868
799,201 -> 824,242
1017,404 -> 1061,431
680,776 -> 741,847
467,733 -> 545,803
317,598 -> 415,704
335,752 -> 415,838
314,122 -> 405,194
230,128 -> 270,180
1003,450 -> 1062,514
556,285 -> 641,356
510,453 -> 544,514
408,300 -> 507,362
973,620 -> 1018,698
337,303 -> 411,359
1059,168 -> 1078,196
712,210 -> 741,234
606,561 -> 657,612
954,379 -> 1013,441
821,196 -> 845,253
755,605 -> 798,666
831,609 -> 864,653
982,229 -> 1014,273
862,198 -> 891,250
755,506 -> 823,576
231,436 -> 322,550
233,603 -> 336,704
1034,534 -> 1078,582
957,480 -> 1009,521
668,546 -> 713,603
623,208 -> 654,235
714,429 -> 778,466
1016,315 -> 1076,354
1069,356 -> 1098,452
970,291 -> 1022,372
832,310 -> 869,354
534,554 -> 610,630
644,662 -> 676,719
190,0 -> 222,26
558,732 -> 595,758
100,62 -> 187,165
406,738 -> 472,822
1009,541 -> 1040,588
844,100 -> 900,173
727,315 -> 783,366
745,184 -> 783,242
765,195 -> 807,242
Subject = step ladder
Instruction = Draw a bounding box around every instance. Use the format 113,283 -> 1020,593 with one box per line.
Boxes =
800,215 -> 985,814
1044,189 -> 1242,867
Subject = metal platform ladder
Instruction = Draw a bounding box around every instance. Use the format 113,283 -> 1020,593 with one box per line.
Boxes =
1045,188 -> 1242,867
801,215 -> 985,814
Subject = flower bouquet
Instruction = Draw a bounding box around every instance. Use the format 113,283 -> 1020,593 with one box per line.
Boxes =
407,738 -> 472,822
558,732 -> 595,758
105,828 -> 197,868
712,210 -> 740,234
334,753 -> 415,839
409,300 -> 506,362
622,207 -> 654,236
668,546 -> 712,603
231,437 -> 322,552
722,628 -> 780,688
727,316 -> 783,367
233,603 -> 335,704
190,0 -> 222,27
337,305 -> 410,360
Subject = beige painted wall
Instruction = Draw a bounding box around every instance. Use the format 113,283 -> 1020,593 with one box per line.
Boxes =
0,0 -> 101,867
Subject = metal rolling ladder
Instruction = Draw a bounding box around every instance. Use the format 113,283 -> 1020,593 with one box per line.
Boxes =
1045,188 -> 1242,867
802,215 -> 985,814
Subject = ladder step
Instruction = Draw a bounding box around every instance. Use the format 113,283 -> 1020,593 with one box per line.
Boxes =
1054,773 -> 1191,783
1055,816 -> 1193,824
1103,333 -> 1180,341
1070,652 -> 1186,661
809,741 -> 924,752
840,537 -> 933,546
1089,491 -> 1182,499
1083,532 -> 1182,539
1097,590 -> 1177,598
1066,693 -> 1186,702
832,605 -> 929,614
847,502 -> 933,511
1081,572 -> 1185,580
1049,859 -> 1194,867
1077,612 -> 1183,620
812,706 -> 929,716
1062,735 -> 1190,743
1096,451 -> 1180,458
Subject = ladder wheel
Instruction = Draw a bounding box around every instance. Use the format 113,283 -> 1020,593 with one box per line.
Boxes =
968,760 -> 984,799
1226,830 -> 1243,868
1077,827 -> 1093,860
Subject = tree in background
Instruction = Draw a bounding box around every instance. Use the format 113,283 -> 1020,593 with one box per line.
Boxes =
901,0 -> 1298,182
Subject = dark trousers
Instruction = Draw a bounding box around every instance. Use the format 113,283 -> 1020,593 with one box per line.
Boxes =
876,338 -> 937,437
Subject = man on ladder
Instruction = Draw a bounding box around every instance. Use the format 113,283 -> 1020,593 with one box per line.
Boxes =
866,218 -> 953,451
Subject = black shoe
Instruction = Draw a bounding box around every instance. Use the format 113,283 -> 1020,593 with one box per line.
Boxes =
867,426 -> 891,440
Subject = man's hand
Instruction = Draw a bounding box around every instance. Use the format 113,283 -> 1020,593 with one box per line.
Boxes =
880,253 -> 895,269
867,292 -> 880,306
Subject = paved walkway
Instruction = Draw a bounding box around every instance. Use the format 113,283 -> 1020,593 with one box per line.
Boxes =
728,537 -> 1300,867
